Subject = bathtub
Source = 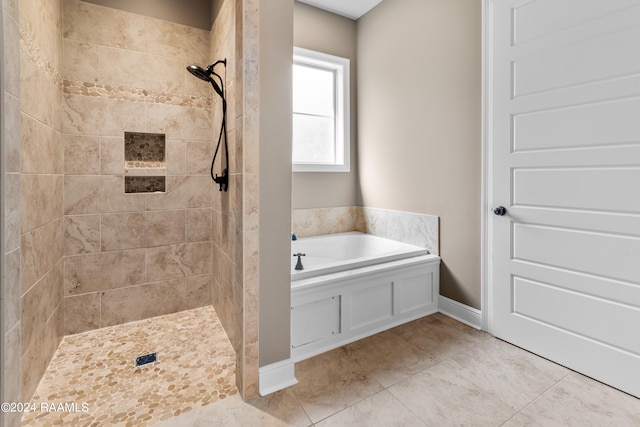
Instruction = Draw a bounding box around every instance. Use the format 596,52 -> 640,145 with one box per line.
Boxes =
290,232 -> 440,362
291,232 -> 429,281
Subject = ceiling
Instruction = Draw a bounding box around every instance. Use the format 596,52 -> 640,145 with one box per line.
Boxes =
297,0 -> 385,20
81,0 -> 385,29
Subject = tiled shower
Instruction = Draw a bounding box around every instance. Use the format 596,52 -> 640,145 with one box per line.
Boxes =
1,0 -> 266,424
62,0 -> 215,334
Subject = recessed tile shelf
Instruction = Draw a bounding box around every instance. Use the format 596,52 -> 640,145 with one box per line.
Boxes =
125,176 -> 166,194
124,132 -> 166,193
125,131 -> 166,168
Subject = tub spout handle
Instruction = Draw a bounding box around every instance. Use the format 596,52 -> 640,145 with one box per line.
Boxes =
293,253 -> 306,271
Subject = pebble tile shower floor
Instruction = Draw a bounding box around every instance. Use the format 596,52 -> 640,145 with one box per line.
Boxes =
21,306 -> 236,426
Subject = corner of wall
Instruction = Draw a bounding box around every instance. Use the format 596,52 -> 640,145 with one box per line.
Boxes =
255,0 -> 293,396
438,295 -> 482,330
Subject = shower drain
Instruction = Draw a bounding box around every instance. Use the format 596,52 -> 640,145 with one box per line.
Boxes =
135,352 -> 157,367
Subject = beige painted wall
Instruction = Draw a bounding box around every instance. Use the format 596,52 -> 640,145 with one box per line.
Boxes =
258,0 -> 294,368
292,1 -> 358,209
357,0 -> 482,308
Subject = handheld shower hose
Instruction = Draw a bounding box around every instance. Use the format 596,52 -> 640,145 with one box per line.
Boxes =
186,60 -> 229,192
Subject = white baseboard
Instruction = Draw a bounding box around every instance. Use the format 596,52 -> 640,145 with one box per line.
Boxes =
438,295 -> 482,330
259,358 -> 298,396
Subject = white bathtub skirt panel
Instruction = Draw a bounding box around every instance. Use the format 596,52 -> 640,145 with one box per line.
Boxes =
291,254 -> 440,362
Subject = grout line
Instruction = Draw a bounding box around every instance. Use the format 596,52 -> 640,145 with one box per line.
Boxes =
387,388 -> 430,427
285,388 -> 315,427
498,370 -> 571,426
98,286 -> 102,329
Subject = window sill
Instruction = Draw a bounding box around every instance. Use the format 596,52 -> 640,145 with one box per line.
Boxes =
293,163 -> 350,173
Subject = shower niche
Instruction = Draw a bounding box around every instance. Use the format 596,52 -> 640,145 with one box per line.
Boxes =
124,132 -> 167,193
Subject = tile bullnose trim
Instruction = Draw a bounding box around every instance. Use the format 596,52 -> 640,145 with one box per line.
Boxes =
258,358 -> 298,396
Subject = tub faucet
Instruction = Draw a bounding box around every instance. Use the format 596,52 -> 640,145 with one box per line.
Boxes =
293,253 -> 306,270
291,232 -> 298,241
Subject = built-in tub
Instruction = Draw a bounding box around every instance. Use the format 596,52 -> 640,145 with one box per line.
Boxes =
291,232 -> 429,281
290,232 -> 440,362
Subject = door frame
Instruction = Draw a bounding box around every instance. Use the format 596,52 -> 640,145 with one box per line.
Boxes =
480,0 -> 493,333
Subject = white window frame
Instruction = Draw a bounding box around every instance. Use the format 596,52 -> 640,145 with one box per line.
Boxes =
293,47 -> 350,172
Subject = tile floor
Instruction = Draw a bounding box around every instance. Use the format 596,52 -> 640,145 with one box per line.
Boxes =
22,309 -> 640,426
158,312 -> 640,427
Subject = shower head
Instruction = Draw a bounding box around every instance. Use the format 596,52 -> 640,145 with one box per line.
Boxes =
187,64 -> 213,83
186,61 -> 226,98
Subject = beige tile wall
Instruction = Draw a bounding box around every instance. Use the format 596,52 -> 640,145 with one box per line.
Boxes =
291,206 -> 361,238
206,0 -> 260,400
239,0 -> 262,400
292,206 -> 440,255
61,0 -> 215,335
0,0 -> 260,409
17,0 -> 65,405
210,0 -> 250,396
3,0 -> 23,425
21,0 -> 62,397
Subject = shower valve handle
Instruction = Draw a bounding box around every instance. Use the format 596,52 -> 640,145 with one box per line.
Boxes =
213,168 -> 228,192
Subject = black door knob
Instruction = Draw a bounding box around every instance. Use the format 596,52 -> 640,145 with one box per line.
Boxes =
493,206 -> 507,216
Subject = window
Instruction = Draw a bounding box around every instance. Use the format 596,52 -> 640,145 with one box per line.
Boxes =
293,47 -> 350,172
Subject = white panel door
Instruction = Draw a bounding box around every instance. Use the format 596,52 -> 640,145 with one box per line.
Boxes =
489,0 -> 640,397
